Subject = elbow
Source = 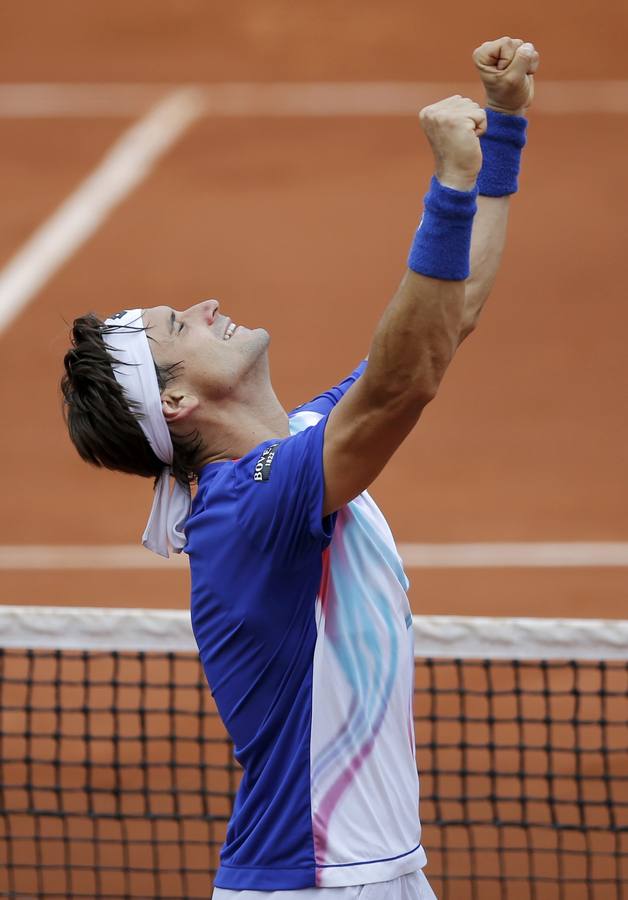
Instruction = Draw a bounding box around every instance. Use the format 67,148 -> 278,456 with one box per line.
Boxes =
391,341 -> 454,410
406,326 -> 461,405
367,315 -> 462,410
420,328 -> 460,399
458,317 -> 478,345
366,368 -> 437,417
413,365 -> 445,406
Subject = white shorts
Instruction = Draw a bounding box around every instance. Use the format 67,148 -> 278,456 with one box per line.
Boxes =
212,869 -> 437,899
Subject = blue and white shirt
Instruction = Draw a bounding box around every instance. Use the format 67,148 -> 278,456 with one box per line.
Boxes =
186,362 -> 424,891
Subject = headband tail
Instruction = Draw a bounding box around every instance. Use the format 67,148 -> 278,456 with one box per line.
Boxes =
142,470 -> 192,558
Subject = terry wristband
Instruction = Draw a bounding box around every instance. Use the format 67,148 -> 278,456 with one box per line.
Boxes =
477,108 -> 527,197
407,176 -> 478,281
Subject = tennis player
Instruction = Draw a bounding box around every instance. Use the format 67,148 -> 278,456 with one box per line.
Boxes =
61,37 -> 538,900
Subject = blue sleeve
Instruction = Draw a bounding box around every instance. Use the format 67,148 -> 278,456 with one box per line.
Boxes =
233,416 -> 335,567
291,359 -> 367,417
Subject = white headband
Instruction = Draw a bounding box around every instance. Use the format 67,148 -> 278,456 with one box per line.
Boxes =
103,308 -> 192,558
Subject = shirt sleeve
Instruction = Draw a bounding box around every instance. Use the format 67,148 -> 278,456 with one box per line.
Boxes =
291,359 -> 367,418
233,415 -> 335,567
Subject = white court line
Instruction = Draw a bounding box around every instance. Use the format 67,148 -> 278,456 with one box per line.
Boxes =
0,87 -> 207,335
0,81 -> 628,117
1,543 -> 627,570
396,542 -> 628,568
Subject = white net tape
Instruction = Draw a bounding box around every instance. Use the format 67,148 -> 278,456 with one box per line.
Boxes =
1,606 -> 626,659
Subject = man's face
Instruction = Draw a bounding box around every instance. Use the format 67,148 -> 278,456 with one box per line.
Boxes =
142,299 -> 270,401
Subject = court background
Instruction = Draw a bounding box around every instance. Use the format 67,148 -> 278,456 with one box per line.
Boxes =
0,4 -> 626,898
0,1 -> 626,617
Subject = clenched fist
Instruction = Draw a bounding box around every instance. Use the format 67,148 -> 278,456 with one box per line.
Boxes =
419,96 -> 486,192
473,36 -> 540,116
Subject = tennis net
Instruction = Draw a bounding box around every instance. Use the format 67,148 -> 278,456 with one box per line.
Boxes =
0,606 -> 626,900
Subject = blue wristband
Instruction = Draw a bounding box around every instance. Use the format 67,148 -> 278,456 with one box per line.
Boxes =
477,108 -> 527,197
407,176 -> 478,281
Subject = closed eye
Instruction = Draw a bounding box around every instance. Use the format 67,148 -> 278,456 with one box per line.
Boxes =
169,310 -> 184,334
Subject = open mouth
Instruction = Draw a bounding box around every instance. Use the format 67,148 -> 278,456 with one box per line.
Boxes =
223,322 -> 236,341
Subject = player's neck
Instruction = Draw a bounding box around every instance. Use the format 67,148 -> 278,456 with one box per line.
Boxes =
193,388 -> 290,467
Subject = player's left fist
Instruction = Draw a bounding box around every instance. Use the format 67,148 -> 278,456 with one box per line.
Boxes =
473,37 -> 540,116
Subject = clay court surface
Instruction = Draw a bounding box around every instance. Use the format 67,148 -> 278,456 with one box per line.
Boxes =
0,4 -> 627,899
0,1 -> 626,618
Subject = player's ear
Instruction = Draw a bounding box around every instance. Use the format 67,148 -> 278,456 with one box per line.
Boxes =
161,391 -> 199,424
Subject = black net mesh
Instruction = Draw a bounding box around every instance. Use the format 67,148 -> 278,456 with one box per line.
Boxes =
415,658 -> 627,900
0,648 -> 626,899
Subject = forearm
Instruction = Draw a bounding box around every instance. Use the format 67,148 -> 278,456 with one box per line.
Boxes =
360,99 -> 483,410
319,98 -> 485,514
457,105 -> 528,342
365,268 -> 466,407
459,194 -> 510,341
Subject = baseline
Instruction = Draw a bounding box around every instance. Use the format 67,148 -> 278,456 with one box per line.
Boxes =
1,543 -> 627,570
0,81 -> 627,118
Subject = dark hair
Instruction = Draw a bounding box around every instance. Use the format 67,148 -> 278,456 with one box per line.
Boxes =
61,313 -> 203,487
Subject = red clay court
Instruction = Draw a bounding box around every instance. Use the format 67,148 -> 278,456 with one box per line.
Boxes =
0,3 -> 626,898
0,2 -> 627,617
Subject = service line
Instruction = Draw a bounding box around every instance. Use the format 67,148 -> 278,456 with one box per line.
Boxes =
0,87 -> 207,335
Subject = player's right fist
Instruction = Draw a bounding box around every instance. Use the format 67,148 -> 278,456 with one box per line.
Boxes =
419,96 -> 486,192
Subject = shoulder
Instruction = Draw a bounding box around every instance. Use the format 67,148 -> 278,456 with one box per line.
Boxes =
187,417 -> 333,568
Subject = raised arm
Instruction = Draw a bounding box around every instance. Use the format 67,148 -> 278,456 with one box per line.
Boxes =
459,37 -> 540,341
322,96 -> 486,515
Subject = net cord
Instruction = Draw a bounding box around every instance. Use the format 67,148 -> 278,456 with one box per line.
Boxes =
0,606 -> 626,659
